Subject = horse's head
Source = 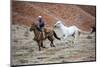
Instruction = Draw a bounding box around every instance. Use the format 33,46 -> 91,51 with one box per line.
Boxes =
54,21 -> 63,28
30,23 -> 37,32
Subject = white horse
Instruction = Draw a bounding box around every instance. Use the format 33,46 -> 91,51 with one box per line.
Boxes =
54,21 -> 92,43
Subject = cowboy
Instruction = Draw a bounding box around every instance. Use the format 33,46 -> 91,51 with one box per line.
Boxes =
38,16 -> 45,38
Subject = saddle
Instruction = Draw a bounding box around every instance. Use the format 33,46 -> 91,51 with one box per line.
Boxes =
39,27 -> 52,39
44,27 -> 52,33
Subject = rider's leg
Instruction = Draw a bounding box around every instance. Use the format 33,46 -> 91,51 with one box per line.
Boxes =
41,27 -> 45,38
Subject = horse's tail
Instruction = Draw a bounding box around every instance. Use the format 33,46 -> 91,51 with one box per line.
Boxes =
53,31 -> 60,40
78,28 -> 92,34
91,26 -> 96,34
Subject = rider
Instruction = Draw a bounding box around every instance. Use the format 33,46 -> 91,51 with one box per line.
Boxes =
38,16 -> 45,38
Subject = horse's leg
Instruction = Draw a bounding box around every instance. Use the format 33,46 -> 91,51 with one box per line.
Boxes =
37,41 -> 41,51
62,34 -> 68,40
48,37 -> 55,47
51,40 -> 55,47
62,35 -> 69,43
73,31 -> 79,44
41,41 -> 46,48
33,36 -> 37,41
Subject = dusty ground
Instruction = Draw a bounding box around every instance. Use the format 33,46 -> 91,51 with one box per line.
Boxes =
11,24 -> 96,65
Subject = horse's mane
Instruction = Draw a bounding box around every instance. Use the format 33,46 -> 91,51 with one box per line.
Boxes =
33,23 -> 40,31
57,20 -> 65,26
31,22 -> 38,29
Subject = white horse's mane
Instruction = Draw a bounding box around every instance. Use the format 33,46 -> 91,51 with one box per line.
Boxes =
57,20 -> 65,25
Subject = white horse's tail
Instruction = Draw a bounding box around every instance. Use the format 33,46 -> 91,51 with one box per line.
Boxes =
78,28 -> 92,34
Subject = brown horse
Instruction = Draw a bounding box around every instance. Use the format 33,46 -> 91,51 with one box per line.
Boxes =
30,23 -> 60,51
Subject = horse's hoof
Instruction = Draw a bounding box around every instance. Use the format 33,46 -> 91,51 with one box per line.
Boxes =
52,45 -> 55,47
39,49 -> 41,51
42,46 -> 46,48
50,44 -> 52,47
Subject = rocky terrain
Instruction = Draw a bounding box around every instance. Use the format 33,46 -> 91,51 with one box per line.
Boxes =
11,1 -> 96,66
12,1 -> 96,31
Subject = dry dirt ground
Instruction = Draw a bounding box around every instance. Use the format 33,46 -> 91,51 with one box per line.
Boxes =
11,24 -> 96,66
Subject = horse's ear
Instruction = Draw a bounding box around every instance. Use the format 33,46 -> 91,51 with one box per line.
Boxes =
31,22 -> 35,25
